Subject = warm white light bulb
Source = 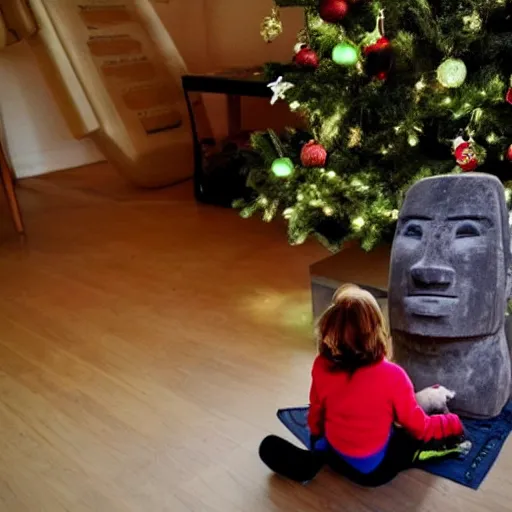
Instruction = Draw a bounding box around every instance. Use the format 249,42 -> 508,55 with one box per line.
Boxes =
352,217 -> 365,230
415,79 -> 426,91
283,208 -> 294,219
486,133 -> 499,144
350,178 -> 369,191
408,134 -> 420,147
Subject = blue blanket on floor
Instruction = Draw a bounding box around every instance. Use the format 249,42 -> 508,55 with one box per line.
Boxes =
277,402 -> 512,490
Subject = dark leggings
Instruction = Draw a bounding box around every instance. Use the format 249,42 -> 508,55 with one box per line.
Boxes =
322,428 -> 421,487
259,428 -> 421,487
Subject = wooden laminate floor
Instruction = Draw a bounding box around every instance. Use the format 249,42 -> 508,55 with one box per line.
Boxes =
0,163 -> 510,511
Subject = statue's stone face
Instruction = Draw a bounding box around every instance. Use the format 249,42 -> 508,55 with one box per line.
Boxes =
389,174 -> 510,338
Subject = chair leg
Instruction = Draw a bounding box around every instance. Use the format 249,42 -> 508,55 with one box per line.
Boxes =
0,146 -> 24,234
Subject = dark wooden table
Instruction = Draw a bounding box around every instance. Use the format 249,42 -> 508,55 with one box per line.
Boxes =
181,67 -> 271,201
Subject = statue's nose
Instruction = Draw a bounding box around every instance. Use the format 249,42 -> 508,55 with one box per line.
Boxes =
411,266 -> 455,287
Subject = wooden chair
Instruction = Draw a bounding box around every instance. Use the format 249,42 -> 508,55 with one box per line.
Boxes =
0,1 -> 36,234
0,1 -> 28,236
0,139 -> 24,234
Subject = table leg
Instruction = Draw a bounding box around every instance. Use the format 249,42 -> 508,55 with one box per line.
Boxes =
227,95 -> 242,138
183,90 -> 204,201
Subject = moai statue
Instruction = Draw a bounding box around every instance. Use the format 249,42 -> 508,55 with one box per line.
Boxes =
389,173 -> 512,419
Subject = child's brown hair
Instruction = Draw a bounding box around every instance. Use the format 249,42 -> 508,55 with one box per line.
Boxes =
316,284 -> 390,372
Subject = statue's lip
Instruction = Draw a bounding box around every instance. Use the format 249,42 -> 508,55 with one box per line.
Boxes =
404,296 -> 459,317
408,293 -> 458,299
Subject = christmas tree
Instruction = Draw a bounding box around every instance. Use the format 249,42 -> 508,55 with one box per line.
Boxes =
236,0 -> 512,251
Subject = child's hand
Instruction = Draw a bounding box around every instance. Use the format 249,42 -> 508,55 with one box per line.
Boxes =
416,385 -> 456,415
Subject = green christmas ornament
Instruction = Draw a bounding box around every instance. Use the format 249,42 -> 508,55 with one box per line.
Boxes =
271,157 -> 294,177
332,42 -> 359,66
437,58 -> 467,88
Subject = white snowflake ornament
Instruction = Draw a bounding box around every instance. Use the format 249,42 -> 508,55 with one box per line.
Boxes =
267,76 -> 295,105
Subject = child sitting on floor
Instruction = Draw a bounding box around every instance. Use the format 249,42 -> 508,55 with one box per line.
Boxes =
259,284 -> 471,486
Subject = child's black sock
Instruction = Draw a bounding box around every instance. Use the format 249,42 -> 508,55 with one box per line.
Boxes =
259,435 -> 325,483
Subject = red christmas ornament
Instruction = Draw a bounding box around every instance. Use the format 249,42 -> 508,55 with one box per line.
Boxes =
294,47 -> 319,69
319,0 -> 349,23
301,140 -> 328,167
506,88 -> 512,105
453,136 -> 479,172
363,10 -> 393,80
363,36 -> 390,55
506,144 -> 512,161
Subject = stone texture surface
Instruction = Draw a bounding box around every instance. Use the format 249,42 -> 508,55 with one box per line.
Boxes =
389,173 -> 512,419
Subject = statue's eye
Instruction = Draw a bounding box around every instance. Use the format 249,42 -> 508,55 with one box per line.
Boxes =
455,222 -> 480,238
403,223 -> 423,239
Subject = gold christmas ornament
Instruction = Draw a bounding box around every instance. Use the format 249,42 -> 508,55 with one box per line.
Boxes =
348,127 -> 362,148
260,7 -> 283,43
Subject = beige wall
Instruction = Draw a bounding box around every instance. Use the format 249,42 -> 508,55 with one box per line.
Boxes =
154,0 -> 303,72
0,0 -> 303,178
152,0 -> 209,73
205,0 -> 303,70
